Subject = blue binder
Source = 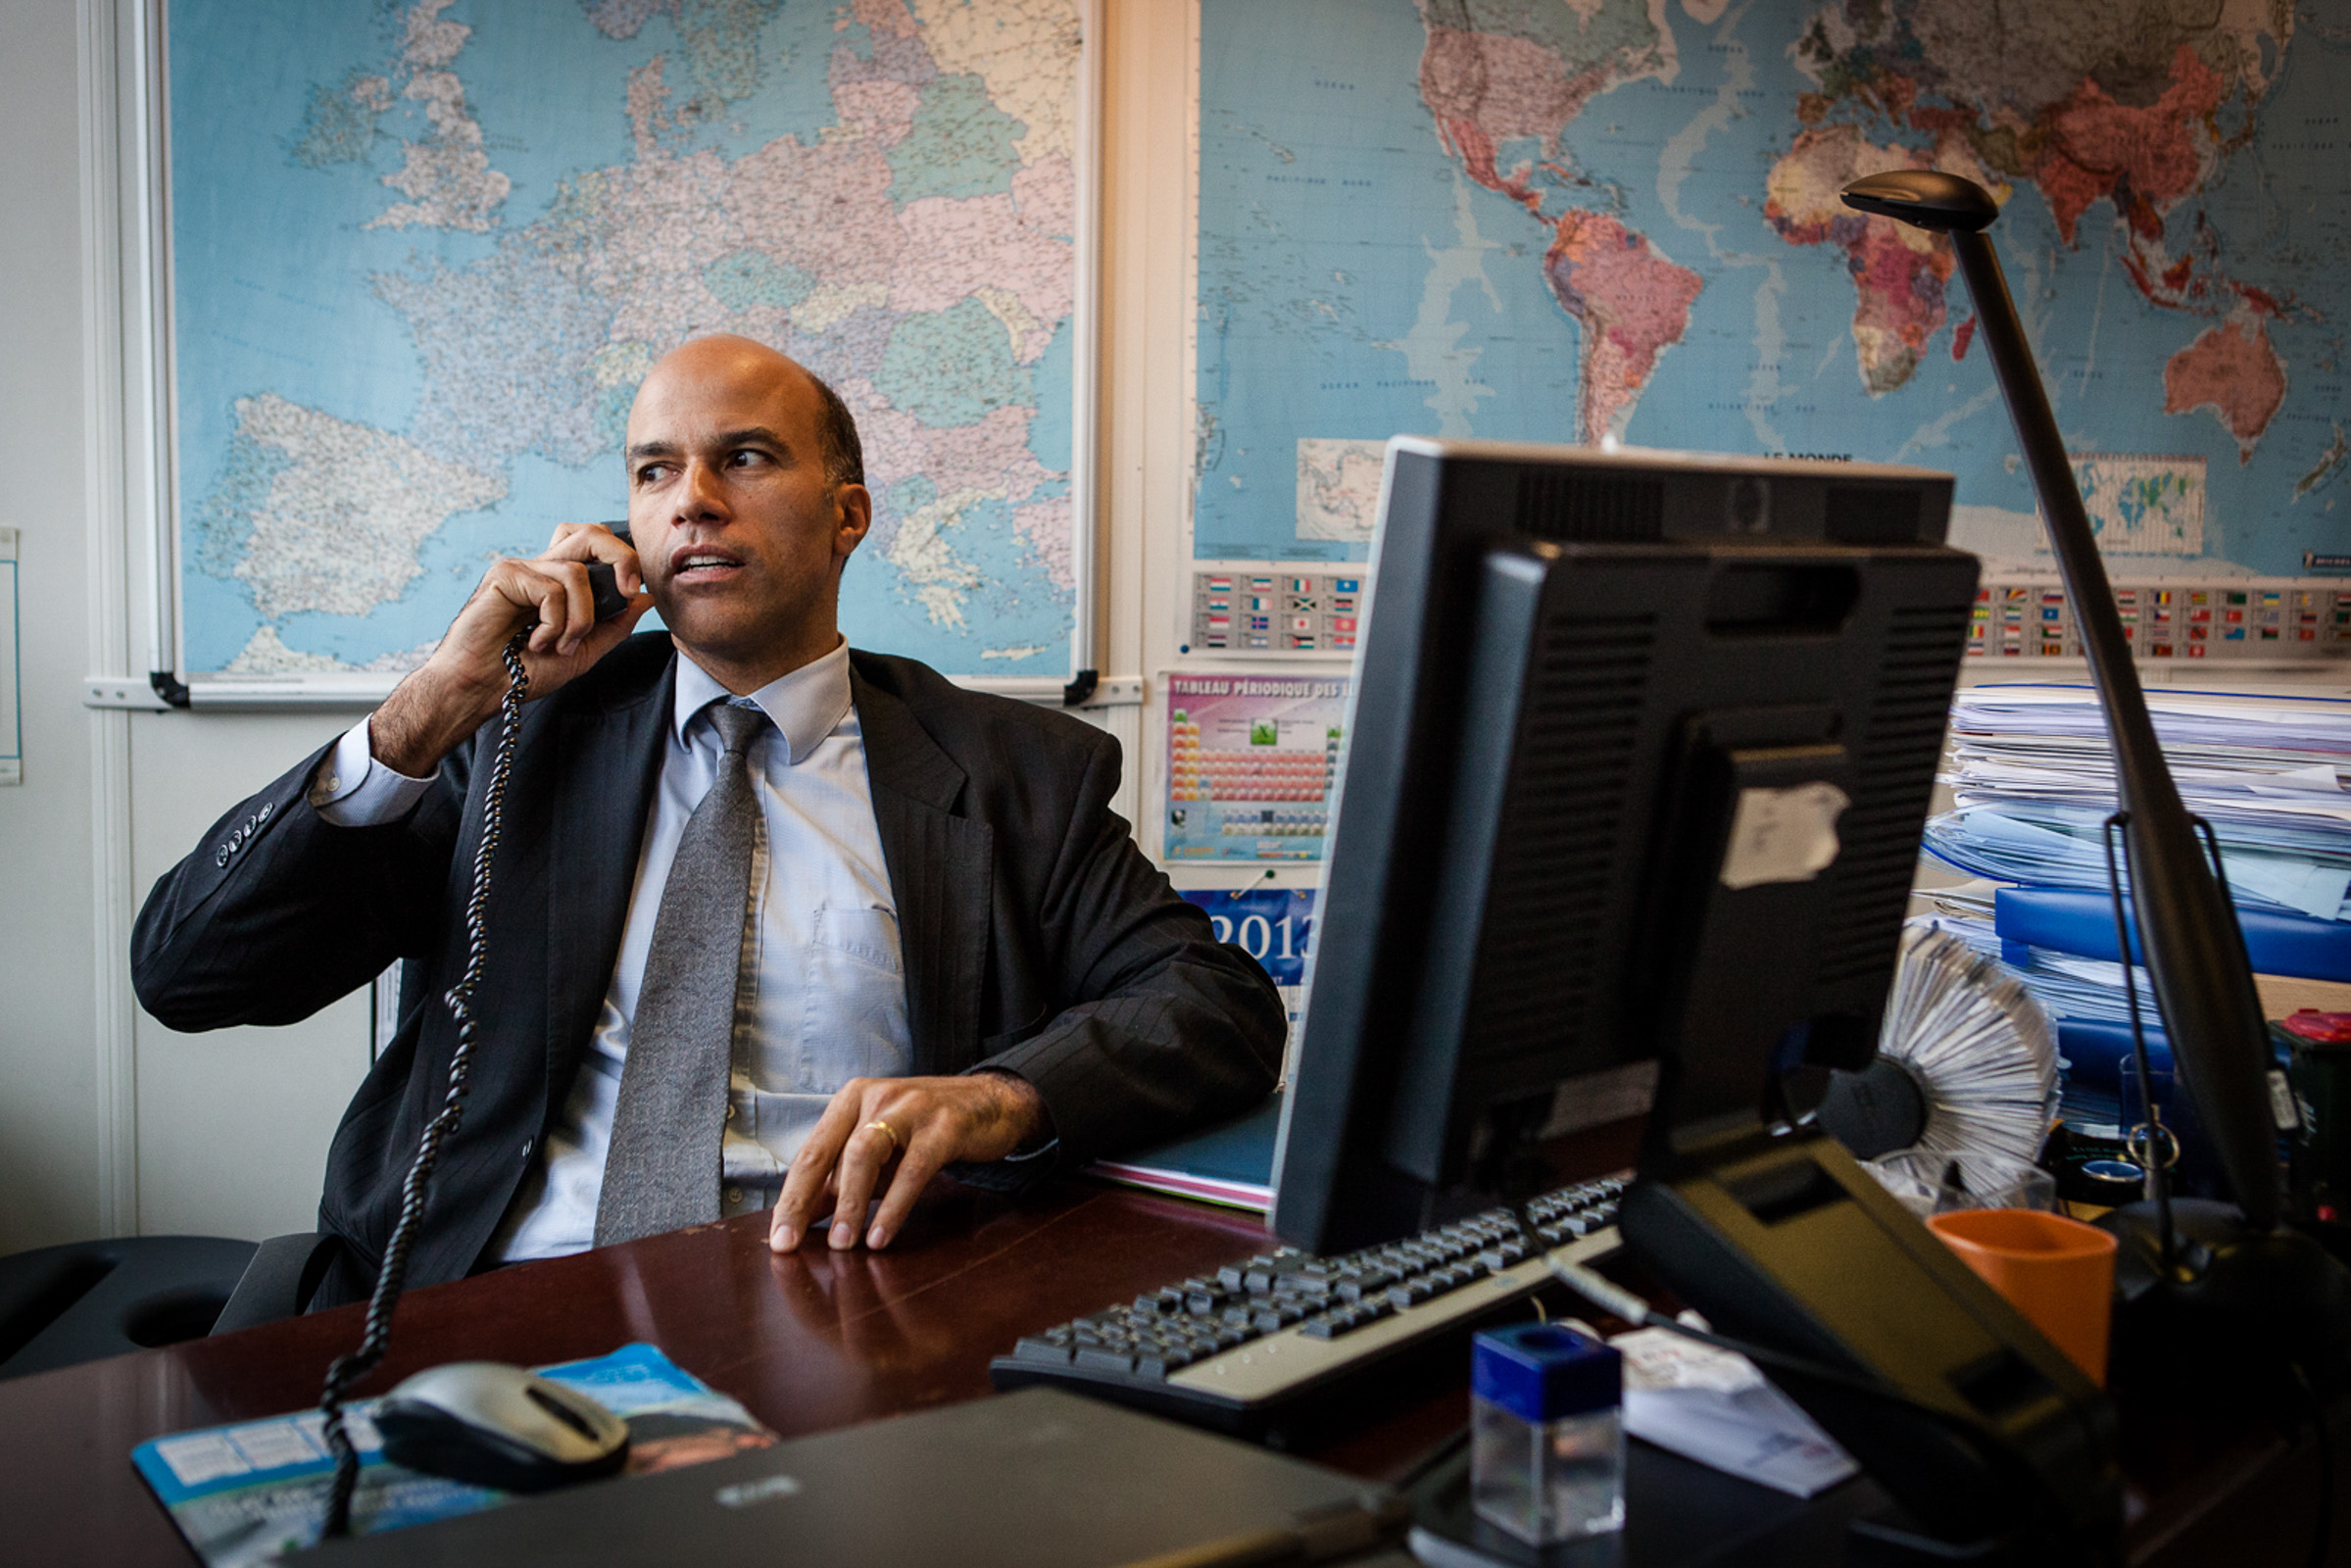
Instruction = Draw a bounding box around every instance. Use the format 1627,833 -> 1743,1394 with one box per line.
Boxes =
1995,886 -> 2351,982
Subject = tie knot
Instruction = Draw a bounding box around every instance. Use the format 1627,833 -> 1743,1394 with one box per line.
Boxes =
709,701 -> 768,759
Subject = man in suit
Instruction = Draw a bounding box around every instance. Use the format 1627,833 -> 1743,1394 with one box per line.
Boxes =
133,335 -> 1283,1304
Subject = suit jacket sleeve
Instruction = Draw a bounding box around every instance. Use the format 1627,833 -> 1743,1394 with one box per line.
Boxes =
131,736 -> 473,1031
972,729 -> 1284,1175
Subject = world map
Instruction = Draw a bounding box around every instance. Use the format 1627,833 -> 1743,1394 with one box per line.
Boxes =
171,0 -> 1081,680
1194,0 -> 2348,579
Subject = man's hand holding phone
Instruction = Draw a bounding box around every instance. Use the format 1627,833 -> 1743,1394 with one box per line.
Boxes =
369,523 -> 655,778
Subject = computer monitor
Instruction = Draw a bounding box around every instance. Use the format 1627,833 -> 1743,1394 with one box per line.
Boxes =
1267,439 -> 2120,1550
1270,439 -> 1971,1253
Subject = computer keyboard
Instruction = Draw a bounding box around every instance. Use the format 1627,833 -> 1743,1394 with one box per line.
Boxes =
989,1177 -> 1623,1439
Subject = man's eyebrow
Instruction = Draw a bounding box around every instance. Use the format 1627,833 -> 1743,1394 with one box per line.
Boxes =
624,428 -> 792,466
715,426 -> 790,452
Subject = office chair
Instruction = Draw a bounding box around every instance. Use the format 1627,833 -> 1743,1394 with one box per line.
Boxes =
0,1235 -> 257,1380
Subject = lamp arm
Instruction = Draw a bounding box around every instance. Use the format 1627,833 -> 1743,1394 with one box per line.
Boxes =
1944,226 -> 2278,1232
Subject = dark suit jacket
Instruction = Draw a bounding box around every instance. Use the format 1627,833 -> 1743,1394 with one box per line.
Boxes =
132,637 -> 1284,1297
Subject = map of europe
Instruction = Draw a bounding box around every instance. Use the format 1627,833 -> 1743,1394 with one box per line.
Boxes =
1195,0 -> 2348,579
171,0 -> 1080,679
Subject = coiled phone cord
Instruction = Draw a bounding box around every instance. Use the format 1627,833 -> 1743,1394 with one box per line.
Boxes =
317,633 -> 530,1539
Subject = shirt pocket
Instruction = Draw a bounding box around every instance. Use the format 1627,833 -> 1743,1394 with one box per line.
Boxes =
798,906 -> 912,1087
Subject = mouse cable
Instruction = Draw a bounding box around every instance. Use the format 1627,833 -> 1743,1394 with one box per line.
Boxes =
316,634 -> 530,1540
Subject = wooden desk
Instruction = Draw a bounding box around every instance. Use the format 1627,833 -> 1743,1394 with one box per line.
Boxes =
1,1179 -> 2344,1566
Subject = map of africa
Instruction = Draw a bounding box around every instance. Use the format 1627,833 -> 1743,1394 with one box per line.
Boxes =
1195,0 -> 2349,579
171,0 -> 1080,680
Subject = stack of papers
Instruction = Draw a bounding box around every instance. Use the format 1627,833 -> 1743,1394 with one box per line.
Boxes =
1610,1324 -> 1858,1498
1925,684 -> 2351,921
1912,909 -> 2158,1030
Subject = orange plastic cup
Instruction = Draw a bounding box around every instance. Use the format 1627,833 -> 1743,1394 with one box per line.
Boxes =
1927,1208 -> 2118,1386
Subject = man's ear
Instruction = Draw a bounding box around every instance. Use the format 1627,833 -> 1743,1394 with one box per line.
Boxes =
833,483 -> 873,562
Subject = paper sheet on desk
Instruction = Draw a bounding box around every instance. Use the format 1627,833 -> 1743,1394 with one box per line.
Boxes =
1611,1327 -> 1859,1499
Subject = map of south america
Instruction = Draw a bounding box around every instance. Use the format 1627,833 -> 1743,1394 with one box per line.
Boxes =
1416,0 -> 1701,444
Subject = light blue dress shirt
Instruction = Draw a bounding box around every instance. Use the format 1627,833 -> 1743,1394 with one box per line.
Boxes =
314,639 -> 915,1260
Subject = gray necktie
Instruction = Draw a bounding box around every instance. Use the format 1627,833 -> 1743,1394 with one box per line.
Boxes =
595,701 -> 767,1246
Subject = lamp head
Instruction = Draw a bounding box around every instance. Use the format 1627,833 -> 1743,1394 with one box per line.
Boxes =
1840,171 -> 1998,233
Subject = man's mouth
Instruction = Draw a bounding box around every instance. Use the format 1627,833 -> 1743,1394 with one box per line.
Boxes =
670,550 -> 746,581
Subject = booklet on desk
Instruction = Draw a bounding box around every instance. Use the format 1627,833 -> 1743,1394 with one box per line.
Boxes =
129,1343 -> 773,1568
1088,1091 -> 1282,1212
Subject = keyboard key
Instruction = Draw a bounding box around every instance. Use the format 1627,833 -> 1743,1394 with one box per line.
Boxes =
1014,1336 -> 1074,1365
1245,1259 -> 1301,1294
1074,1346 -> 1136,1374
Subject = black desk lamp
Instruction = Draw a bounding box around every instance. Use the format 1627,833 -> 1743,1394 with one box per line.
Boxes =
1840,171 -> 2351,1386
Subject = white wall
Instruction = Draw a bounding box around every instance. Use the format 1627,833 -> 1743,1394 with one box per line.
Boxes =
125,710 -> 367,1240
0,0 -> 104,1255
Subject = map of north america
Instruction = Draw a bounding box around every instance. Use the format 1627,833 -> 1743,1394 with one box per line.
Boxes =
173,0 -> 1080,677
1194,0 -> 2345,576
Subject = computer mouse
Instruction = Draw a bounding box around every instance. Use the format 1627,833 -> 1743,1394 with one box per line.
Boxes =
373,1361 -> 629,1494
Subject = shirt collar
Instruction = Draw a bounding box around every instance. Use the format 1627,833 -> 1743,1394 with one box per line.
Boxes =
672,638 -> 854,764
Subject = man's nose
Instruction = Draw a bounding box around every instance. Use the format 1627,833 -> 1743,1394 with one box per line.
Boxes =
675,459 -> 730,521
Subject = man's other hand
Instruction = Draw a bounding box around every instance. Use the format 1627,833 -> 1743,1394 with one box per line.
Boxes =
769,1073 -> 1046,1253
371,523 -> 654,777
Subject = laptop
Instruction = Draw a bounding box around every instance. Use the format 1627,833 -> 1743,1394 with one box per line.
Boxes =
299,1386 -> 1407,1566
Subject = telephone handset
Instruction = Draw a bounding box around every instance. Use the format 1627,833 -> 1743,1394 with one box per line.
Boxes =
315,516 -> 641,1533
582,521 -> 634,623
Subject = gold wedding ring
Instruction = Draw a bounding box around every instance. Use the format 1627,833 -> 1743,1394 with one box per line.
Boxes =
864,1118 -> 900,1155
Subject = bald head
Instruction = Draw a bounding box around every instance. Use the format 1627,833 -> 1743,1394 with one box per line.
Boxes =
631,335 -> 862,489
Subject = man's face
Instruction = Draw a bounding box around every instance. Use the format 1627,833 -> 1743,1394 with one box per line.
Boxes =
623,342 -> 870,673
